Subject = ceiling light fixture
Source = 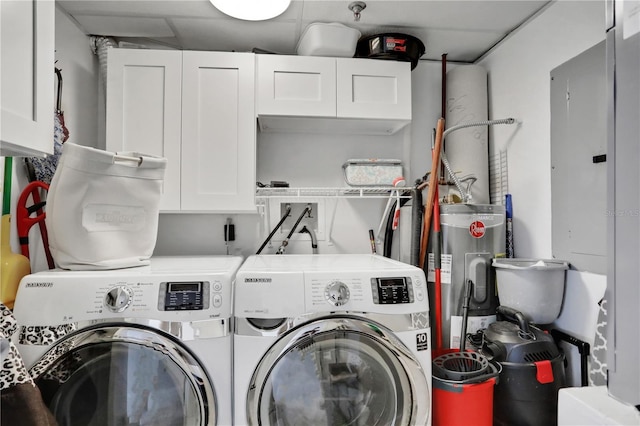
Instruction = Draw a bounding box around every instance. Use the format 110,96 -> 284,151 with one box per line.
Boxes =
210,0 -> 291,21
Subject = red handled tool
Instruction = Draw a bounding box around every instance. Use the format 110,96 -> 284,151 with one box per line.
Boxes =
16,181 -> 55,269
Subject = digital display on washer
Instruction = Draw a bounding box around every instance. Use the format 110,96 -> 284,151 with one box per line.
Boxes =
169,282 -> 201,293
371,277 -> 414,304
160,281 -> 209,311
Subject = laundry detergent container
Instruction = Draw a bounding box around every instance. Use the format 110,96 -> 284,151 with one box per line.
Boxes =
492,258 -> 569,324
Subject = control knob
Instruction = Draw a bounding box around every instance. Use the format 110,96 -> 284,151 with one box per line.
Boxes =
325,281 -> 350,306
104,286 -> 133,313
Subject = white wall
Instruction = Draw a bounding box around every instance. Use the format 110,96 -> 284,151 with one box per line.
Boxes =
479,0 -> 605,258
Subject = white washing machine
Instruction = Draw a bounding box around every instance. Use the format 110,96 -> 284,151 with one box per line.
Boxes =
12,255 -> 243,426
234,254 -> 432,426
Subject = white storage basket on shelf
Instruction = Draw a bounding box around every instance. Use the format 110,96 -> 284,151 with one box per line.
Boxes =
342,159 -> 403,187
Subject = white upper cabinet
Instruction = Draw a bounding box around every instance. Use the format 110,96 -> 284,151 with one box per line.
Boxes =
257,55 -> 336,116
336,58 -> 412,120
106,49 -> 182,211
1,0 -> 55,157
107,49 -> 256,213
180,51 -> 256,212
257,55 -> 411,135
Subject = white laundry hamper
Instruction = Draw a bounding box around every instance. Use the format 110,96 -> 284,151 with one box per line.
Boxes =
46,142 -> 167,270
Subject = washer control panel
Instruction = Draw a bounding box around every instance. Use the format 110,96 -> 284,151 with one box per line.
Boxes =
158,281 -> 210,311
307,271 -> 426,310
370,277 -> 414,304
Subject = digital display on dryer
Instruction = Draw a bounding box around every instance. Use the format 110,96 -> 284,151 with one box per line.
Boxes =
371,277 -> 414,304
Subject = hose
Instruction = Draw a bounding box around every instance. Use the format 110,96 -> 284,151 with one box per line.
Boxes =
441,117 -> 516,203
276,204 -> 311,254
442,117 -> 515,139
383,199 -> 398,257
299,226 -> 318,254
410,188 -> 423,267
375,177 -> 406,245
441,151 -> 468,202
383,192 -> 411,258
256,204 -> 292,254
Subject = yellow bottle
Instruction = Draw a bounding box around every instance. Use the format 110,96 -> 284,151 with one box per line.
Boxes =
1,214 -> 31,310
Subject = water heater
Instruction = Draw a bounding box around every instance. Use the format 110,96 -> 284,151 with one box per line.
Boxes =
428,203 -> 505,348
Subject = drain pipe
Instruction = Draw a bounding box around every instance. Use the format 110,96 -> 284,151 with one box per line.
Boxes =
299,226 -> 318,254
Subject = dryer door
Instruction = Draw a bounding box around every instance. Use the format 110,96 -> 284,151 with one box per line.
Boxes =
28,324 -> 215,426
247,315 -> 430,425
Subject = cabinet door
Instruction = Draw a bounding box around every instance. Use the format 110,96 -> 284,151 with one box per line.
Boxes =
181,51 -> 256,212
257,55 -> 336,117
106,49 -> 182,211
1,0 -> 54,157
336,58 -> 411,120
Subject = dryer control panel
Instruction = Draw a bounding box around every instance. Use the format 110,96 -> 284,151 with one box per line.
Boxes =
13,256 -> 241,324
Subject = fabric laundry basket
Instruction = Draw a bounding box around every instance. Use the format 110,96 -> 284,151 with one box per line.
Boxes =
46,143 -> 167,270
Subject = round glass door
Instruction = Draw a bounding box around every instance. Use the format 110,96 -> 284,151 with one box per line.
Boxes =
30,324 -> 214,426
248,316 -> 429,426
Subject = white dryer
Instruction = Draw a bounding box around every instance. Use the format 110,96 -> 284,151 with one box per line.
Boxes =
234,254 -> 432,426
12,255 -> 243,426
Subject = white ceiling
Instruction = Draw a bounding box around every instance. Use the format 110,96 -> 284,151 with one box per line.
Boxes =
57,0 -> 551,63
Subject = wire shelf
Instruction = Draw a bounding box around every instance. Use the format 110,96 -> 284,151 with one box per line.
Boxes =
256,187 -> 413,199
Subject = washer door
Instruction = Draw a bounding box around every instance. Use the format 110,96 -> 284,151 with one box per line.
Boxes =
29,324 -> 215,426
247,315 -> 430,425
